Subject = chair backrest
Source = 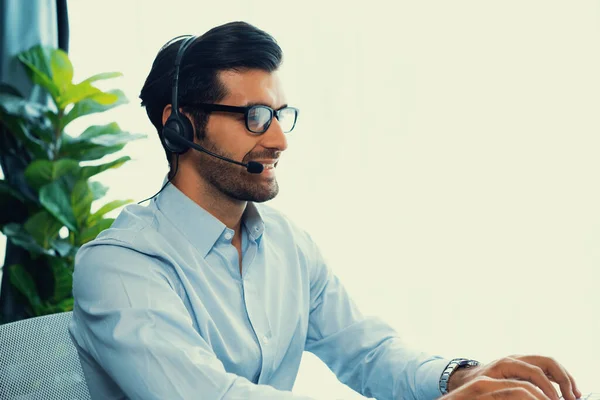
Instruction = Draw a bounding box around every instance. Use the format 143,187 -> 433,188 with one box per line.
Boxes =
0,311 -> 91,399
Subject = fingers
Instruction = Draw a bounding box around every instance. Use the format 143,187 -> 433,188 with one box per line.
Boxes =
476,388 -> 541,400
466,377 -> 549,400
488,358 -> 559,400
565,369 -> 583,399
514,355 -> 581,400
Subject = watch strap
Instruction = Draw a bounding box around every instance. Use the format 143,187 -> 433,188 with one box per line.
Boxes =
439,358 -> 480,395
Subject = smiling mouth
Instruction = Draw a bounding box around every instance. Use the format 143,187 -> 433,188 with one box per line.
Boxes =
252,160 -> 278,170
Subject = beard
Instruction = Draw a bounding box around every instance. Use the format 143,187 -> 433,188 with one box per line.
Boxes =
193,137 -> 280,203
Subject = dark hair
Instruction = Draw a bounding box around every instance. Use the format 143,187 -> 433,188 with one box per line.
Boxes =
139,21 -> 283,168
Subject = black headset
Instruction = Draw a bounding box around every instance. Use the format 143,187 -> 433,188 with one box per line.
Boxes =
161,35 -> 198,154
138,35 -> 264,205
158,35 -> 264,175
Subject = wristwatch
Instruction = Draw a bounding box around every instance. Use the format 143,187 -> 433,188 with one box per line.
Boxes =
439,358 -> 481,395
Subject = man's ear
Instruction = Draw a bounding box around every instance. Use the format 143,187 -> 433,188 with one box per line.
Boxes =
162,104 -> 172,127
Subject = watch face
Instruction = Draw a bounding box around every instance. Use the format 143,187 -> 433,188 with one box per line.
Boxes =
456,359 -> 479,367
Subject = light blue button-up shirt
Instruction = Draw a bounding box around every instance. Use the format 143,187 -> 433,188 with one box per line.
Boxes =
69,183 -> 450,399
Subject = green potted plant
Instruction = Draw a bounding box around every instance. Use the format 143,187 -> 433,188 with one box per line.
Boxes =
0,45 -> 144,322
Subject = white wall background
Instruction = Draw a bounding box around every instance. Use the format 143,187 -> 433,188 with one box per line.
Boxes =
3,0 -> 600,397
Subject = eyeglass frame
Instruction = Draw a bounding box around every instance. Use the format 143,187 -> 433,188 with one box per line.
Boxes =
182,102 -> 299,134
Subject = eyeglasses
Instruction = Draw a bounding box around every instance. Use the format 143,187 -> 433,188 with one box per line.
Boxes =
185,103 -> 299,134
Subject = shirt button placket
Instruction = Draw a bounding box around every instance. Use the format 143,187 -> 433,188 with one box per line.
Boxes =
243,280 -> 272,382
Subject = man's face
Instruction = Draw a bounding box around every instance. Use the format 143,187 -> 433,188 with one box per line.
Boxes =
187,69 -> 289,203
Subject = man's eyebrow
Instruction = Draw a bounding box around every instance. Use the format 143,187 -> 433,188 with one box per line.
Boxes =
244,102 -> 289,110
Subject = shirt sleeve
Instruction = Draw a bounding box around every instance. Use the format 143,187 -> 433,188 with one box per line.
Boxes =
303,238 -> 449,400
71,240 -> 317,400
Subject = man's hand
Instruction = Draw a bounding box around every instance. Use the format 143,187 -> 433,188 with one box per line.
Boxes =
441,376 -> 570,399
444,355 -> 582,400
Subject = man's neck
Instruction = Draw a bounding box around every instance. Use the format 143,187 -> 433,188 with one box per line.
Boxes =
172,171 -> 246,233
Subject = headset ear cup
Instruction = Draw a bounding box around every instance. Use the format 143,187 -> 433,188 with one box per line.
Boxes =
162,113 -> 194,154
180,113 -> 195,143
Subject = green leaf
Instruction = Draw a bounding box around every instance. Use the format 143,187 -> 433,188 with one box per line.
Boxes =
0,92 -> 51,119
88,199 -> 132,226
80,71 -> 123,85
50,48 -> 73,94
16,45 -> 60,99
8,264 -> 42,314
50,238 -> 74,257
57,297 -> 74,311
0,114 -> 49,160
89,181 -> 109,200
0,92 -> 56,151
23,211 -> 63,249
65,143 -> 125,162
56,85 -> 122,112
57,81 -> 100,109
58,122 -> 144,161
78,218 -> 114,245
80,122 -> 134,143
48,257 -> 73,302
17,45 -> 52,81
45,109 -> 59,127
84,131 -> 145,147
24,159 -> 80,190
85,91 -> 120,105
71,180 -> 93,229
2,223 -> 54,255
78,122 -> 120,140
51,297 -> 74,313
80,156 -> 130,179
39,179 -> 78,231
79,123 -> 146,148
61,89 -> 128,129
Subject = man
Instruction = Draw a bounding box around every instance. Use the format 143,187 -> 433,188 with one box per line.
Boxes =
69,21 -> 582,400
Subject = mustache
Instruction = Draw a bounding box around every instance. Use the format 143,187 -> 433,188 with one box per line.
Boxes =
244,150 -> 281,162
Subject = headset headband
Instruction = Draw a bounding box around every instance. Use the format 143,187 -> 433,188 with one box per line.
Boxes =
171,35 -> 197,116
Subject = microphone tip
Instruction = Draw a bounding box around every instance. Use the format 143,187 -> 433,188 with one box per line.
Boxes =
246,161 -> 264,174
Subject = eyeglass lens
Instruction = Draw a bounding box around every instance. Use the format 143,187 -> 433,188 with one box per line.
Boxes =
247,106 -> 297,134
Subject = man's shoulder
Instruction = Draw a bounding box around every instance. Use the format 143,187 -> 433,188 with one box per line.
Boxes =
77,202 -> 165,261
73,202 -> 177,286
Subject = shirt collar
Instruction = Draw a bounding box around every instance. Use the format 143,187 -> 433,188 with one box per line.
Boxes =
155,183 -> 225,258
154,181 -> 265,257
243,202 -> 265,243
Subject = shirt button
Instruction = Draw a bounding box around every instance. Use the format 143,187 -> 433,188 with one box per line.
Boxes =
261,335 -> 270,345
224,232 -> 233,240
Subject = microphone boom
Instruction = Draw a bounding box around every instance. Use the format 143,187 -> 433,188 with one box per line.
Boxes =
167,132 -> 264,174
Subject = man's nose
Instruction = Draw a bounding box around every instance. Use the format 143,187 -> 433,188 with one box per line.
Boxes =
261,118 -> 288,151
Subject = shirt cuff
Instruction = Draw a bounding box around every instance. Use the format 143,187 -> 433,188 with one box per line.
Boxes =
415,358 -> 451,400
